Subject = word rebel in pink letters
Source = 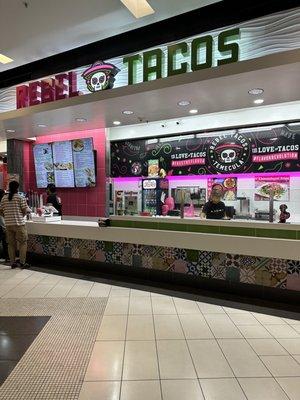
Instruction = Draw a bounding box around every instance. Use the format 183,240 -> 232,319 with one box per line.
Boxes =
16,71 -> 80,109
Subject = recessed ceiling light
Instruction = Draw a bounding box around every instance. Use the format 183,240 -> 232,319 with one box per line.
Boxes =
253,99 -> 264,105
0,54 -> 13,64
76,118 -> 87,122
6,129 -> 15,133
177,100 -> 191,107
122,110 -> 134,115
248,88 -> 264,95
189,109 -> 198,114
37,124 -> 47,128
113,121 -> 121,126
120,0 -> 155,18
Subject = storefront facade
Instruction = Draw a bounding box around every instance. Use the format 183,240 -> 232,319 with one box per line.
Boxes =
0,5 -> 300,302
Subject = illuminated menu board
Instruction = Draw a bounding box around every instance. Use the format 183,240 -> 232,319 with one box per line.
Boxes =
72,138 -> 96,187
33,143 -> 55,188
52,141 -> 75,187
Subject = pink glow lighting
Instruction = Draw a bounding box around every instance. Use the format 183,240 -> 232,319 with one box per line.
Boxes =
113,171 -> 300,183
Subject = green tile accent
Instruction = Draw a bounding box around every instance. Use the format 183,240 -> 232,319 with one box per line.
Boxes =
104,241 -> 113,251
133,221 -> 159,230
188,224 -> 220,234
186,249 -> 198,262
255,228 -> 297,240
159,222 -> 187,231
110,219 -> 134,228
220,226 -> 256,237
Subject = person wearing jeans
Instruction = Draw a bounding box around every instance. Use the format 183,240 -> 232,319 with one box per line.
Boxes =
0,181 -> 30,269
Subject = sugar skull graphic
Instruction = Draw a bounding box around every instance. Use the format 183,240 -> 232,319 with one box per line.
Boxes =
215,143 -> 243,164
82,61 -> 120,92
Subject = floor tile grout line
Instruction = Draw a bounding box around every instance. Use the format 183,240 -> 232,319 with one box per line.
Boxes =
0,270 -> 36,298
3,272 -> 47,299
118,288 -> 131,400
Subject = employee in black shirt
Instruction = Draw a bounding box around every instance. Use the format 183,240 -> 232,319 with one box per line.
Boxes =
202,184 -> 226,220
46,184 -> 62,216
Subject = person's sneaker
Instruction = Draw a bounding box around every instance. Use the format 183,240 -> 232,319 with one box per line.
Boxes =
19,262 -> 30,269
11,262 -> 19,269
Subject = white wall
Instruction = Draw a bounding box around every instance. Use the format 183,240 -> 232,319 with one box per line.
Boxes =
108,101 -> 300,141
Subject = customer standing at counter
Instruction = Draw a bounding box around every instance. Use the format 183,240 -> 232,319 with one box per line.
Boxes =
202,184 -> 226,220
46,184 -> 62,216
0,181 -> 30,269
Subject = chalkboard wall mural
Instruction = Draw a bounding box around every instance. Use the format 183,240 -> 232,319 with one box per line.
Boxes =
110,125 -> 300,177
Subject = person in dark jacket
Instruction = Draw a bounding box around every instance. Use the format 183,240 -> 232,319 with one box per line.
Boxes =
46,184 -> 62,216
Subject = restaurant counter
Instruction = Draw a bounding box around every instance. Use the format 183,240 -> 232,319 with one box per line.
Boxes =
26,216 -> 300,300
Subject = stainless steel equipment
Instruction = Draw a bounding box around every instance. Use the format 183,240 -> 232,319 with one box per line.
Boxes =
235,197 -> 251,219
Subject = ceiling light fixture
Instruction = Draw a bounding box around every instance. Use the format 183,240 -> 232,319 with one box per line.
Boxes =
0,54 -> 13,64
75,118 -> 87,122
253,99 -> 264,105
6,129 -> 15,133
177,100 -> 191,107
37,124 -> 47,128
248,88 -> 264,95
120,0 -> 155,18
189,109 -> 198,114
113,121 -> 121,126
122,110 -> 134,115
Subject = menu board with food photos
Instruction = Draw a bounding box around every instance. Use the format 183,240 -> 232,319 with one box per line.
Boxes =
52,140 -> 75,187
33,143 -> 55,188
72,138 -> 96,187
208,177 -> 238,201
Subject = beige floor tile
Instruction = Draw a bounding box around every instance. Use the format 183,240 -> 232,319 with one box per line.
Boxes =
24,284 -> 54,298
88,283 -> 111,297
2,284 -> 37,298
293,355 -> 300,363
248,339 -> 288,356
85,341 -> 124,381
120,380 -> 161,400
110,287 -> 130,297
152,296 -> 177,314
218,339 -> 271,377
39,274 -> 62,285
97,315 -> 127,340
126,315 -> 155,340
45,280 -> 76,297
104,296 -> 129,315
204,314 -> 243,338
278,339 -> 300,355
123,341 -> 159,380
253,313 -> 287,325
237,325 -> 272,339
79,381 -> 121,400
67,281 -> 94,297
161,379 -> 204,400
277,377 -> 300,400
265,325 -> 300,339
129,296 -> 152,315
179,314 -> 213,339
154,315 -> 184,339
130,289 -> 151,297
157,340 -> 196,379
229,313 -> 260,325
291,325 -> 300,334
282,318 -> 300,325
238,378 -> 289,400
197,302 -> 225,314
188,339 -> 233,378
223,307 -> 250,314
260,355 -> 300,377
200,378 -> 247,400
173,298 -> 200,314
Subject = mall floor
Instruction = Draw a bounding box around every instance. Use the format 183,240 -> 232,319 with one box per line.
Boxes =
0,266 -> 299,400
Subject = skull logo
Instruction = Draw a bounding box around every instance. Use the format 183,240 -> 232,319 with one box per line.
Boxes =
91,72 -> 107,91
221,149 -> 236,163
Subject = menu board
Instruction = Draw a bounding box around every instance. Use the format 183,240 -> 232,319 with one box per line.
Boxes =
72,138 -> 96,187
52,141 -> 75,187
33,143 -> 55,188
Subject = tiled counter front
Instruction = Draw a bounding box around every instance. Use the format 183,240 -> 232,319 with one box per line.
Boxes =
28,234 -> 300,292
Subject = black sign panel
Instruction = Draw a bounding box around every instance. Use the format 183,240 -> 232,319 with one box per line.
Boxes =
110,125 -> 300,177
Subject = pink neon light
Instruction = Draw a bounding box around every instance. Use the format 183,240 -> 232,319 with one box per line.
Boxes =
113,171 -> 300,182
171,158 -> 205,167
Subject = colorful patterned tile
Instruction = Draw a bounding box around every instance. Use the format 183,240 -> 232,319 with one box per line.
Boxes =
141,256 -> 153,269
287,260 -> 300,275
255,269 -> 272,287
186,249 -> 198,262
198,251 -> 213,266
122,253 -> 133,266
105,252 -> 114,263
240,255 -> 258,269
211,264 -> 226,280
187,262 -> 201,275
171,259 -> 188,274
240,267 -> 256,284
174,248 -> 187,260
287,273 -> 300,291
212,252 -> 226,268
133,255 -> 142,267
95,240 -> 105,251
152,256 -> 171,271
266,258 -> 288,275
198,264 -> 212,278
95,250 -> 106,262
225,254 -> 242,268
163,247 -> 176,259
226,266 -> 240,282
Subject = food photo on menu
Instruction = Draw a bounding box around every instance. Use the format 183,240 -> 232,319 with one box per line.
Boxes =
33,143 -> 55,188
52,140 -> 75,187
207,177 -> 238,201
254,176 -> 290,201
72,138 -> 96,187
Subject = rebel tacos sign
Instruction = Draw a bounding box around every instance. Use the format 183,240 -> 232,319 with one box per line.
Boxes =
110,125 -> 300,177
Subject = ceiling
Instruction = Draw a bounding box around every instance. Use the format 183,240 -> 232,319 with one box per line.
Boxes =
0,49 -> 299,140
0,0 -> 220,73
